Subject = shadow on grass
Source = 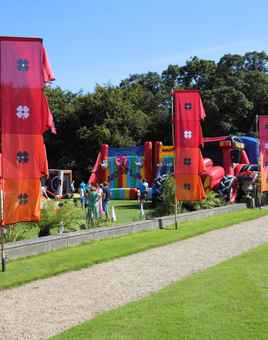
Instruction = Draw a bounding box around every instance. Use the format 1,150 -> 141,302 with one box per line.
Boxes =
115,203 -> 152,210
115,204 -> 139,210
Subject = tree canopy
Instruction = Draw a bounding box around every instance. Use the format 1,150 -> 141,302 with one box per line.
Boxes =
45,51 -> 268,180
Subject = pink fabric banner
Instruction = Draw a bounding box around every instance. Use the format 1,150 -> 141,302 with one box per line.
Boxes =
259,116 -> 268,192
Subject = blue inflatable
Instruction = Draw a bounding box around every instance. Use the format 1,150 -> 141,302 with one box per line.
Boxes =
239,136 -> 259,164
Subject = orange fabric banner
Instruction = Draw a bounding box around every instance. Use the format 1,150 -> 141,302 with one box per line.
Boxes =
176,175 -> 206,201
2,134 -> 46,179
3,179 -> 41,224
175,148 -> 204,175
260,143 -> 268,192
173,90 -> 206,201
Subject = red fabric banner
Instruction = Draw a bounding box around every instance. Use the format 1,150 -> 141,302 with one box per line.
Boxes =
0,39 -> 54,88
0,87 -> 53,134
175,119 -> 203,148
173,90 -> 206,201
0,36 -> 55,224
259,116 -> 268,139
173,90 -> 206,122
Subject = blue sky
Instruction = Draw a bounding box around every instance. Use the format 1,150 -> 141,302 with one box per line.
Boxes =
1,0 -> 268,92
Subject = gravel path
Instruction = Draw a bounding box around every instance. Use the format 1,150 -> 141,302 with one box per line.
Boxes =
1,215 -> 268,340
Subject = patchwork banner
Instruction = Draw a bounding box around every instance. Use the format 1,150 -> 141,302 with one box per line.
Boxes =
173,90 -> 206,201
0,36 -> 55,225
259,116 -> 268,192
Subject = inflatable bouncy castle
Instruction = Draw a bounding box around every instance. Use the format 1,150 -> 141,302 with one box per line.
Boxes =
89,142 -> 153,199
89,136 -> 260,201
89,89 -> 261,203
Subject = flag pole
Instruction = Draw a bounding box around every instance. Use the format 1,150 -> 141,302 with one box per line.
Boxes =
1,228 -> 5,272
0,190 -> 6,272
171,90 -> 178,230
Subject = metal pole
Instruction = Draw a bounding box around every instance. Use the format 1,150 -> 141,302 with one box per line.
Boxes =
1,227 -> 6,272
0,188 -> 6,272
171,90 -> 178,229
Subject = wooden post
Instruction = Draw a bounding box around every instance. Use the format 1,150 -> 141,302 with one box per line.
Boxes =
171,91 -> 178,229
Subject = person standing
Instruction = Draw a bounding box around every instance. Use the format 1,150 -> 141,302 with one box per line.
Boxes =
102,182 -> 111,221
79,181 -> 87,209
96,183 -> 104,217
87,186 -> 99,226
139,179 -> 149,202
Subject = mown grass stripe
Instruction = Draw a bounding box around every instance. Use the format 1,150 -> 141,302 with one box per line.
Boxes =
0,208 -> 267,291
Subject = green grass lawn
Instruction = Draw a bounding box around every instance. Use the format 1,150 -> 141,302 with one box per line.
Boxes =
52,242 -> 268,340
0,208 -> 268,291
13,199 -> 152,241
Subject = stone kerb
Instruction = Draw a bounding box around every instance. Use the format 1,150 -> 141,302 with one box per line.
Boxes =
4,204 -> 246,260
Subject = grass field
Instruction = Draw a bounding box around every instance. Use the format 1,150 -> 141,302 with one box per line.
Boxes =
52,242 -> 268,340
13,200 -> 152,241
0,208 -> 268,290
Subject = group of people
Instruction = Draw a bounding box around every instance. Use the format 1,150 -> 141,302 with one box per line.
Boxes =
79,181 -> 111,225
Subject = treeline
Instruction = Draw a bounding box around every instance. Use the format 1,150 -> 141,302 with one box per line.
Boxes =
45,51 -> 268,180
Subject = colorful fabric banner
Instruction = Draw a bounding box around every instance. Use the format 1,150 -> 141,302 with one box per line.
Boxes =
2,134 -> 47,179
0,36 -> 55,225
0,39 -> 54,88
259,116 -> 268,192
175,148 -> 204,175
3,179 -> 41,224
173,90 -> 206,201
0,88 -> 53,134
175,120 -> 203,148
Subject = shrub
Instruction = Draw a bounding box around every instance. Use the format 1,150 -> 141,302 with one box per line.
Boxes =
153,175 -> 225,216
0,223 -> 36,243
38,201 -> 80,237
153,176 -> 179,216
186,191 -> 225,211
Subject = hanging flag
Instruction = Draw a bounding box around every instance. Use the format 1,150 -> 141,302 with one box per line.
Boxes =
0,38 -> 54,88
3,179 -> 41,224
175,119 -> 203,148
175,148 -> 204,175
259,116 -> 268,192
0,36 -> 55,225
173,90 -> 206,201
2,134 -> 46,179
